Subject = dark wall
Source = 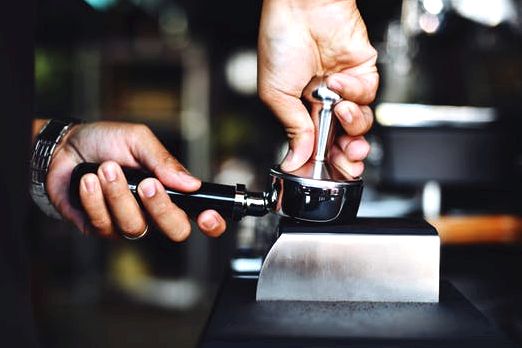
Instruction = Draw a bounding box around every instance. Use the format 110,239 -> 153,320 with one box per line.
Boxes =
0,0 -> 38,346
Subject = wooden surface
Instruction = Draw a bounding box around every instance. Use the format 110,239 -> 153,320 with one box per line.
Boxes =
429,215 -> 522,244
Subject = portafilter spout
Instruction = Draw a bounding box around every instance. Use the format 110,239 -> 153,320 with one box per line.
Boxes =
69,77 -> 363,223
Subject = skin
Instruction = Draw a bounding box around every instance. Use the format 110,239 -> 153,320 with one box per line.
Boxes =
43,121 -> 226,241
258,0 -> 379,178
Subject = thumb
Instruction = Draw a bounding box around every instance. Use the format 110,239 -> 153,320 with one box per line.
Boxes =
261,91 -> 315,172
281,126 -> 315,172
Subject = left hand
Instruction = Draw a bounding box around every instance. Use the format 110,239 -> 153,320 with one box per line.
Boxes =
45,121 -> 226,241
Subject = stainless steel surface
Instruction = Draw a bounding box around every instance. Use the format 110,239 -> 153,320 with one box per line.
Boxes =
257,230 -> 440,302
234,185 -> 268,218
267,166 -> 363,223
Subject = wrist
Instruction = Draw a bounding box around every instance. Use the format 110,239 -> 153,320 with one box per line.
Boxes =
30,119 -> 81,219
50,122 -> 82,164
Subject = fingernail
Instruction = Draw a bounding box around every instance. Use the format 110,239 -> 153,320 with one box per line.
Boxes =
327,76 -> 342,91
177,171 -> 199,185
141,179 -> 156,198
281,149 -> 294,170
201,214 -> 219,231
102,163 -> 117,182
82,175 -> 97,194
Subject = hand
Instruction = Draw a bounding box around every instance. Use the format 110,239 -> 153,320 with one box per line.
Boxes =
258,0 -> 378,178
45,121 -> 226,240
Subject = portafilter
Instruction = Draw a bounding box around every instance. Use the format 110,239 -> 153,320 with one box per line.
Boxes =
70,77 -> 363,223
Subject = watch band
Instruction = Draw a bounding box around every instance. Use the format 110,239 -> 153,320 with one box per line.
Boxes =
30,119 -> 78,219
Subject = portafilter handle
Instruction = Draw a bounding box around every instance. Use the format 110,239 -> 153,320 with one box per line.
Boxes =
69,163 -> 268,221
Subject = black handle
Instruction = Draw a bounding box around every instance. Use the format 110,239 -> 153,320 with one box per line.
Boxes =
69,163 -> 241,220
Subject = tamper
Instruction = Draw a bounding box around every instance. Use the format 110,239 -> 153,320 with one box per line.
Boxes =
267,76 -> 363,223
69,77 -> 363,223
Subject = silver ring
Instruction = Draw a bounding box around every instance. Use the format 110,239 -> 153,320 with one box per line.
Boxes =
123,224 -> 149,240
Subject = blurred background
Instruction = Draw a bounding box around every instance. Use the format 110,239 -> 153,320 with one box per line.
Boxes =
30,0 -> 522,347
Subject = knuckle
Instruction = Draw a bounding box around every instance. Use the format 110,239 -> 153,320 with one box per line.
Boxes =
131,123 -> 153,142
134,123 -> 151,135
338,137 -> 351,152
286,124 -> 314,140
152,200 -> 172,220
364,75 -> 379,102
100,160 -> 118,168
81,172 -> 98,184
301,124 -> 315,135
362,143 -> 371,158
161,152 -> 179,169
105,186 -> 127,201
363,108 -> 374,130
91,216 -> 111,232
368,45 -> 378,62
172,219 -> 191,242
366,87 -> 378,104
258,86 -> 290,109
120,220 -> 146,237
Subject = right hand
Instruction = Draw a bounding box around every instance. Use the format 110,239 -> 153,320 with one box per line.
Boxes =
258,0 -> 379,178
43,121 -> 226,241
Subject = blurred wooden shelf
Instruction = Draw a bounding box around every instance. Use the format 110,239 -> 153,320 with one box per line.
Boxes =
429,215 -> 522,245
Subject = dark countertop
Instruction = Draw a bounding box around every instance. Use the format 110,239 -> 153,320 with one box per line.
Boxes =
201,277 -> 517,348
201,243 -> 522,348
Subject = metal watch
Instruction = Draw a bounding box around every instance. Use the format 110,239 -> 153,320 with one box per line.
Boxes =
30,119 -> 78,219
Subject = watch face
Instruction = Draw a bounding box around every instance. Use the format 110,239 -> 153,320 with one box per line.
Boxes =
39,119 -> 74,141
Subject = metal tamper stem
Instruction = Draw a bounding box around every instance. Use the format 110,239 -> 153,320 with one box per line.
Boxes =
290,76 -> 342,180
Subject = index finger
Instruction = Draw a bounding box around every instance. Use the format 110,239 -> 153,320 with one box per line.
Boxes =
128,124 -> 201,192
334,101 -> 374,137
325,55 -> 379,105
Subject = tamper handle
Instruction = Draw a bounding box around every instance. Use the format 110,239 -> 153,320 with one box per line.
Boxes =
296,76 -> 342,180
69,163 -> 267,221
303,77 -> 341,162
